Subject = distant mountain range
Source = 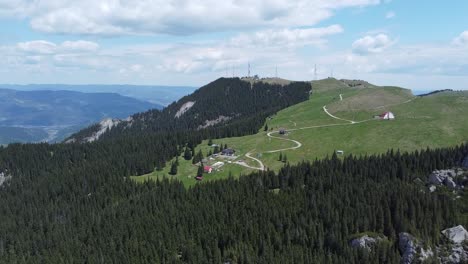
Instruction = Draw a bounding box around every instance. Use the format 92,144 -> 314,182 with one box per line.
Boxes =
0,84 -> 197,106
0,88 -> 162,144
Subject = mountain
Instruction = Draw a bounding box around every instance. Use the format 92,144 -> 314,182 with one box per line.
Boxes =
0,88 -> 161,144
0,77 -> 467,262
0,84 -> 196,106
136,78 -> 468,186
67,77 -> 311,143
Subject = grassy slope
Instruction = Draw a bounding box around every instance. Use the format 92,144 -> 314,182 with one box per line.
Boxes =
132,79 -> 468,187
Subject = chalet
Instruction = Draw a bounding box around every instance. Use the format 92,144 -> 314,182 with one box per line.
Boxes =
204,166 -> 213,174
221,148 -> 235,156
379,112 -> 395,120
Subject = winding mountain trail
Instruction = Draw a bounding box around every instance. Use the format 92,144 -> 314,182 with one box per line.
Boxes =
322,106 -> 356,124
238,91 -> 400,171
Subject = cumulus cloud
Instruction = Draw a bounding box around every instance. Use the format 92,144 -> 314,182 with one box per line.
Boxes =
0,0 -> 379,36
352,34 -> 395,55
453,31 -> 468,46
230,25 -> 343,48
16,40 -> 99,55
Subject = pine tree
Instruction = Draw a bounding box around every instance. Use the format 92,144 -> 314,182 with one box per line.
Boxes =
169,162 -> 178,175
197,165 -> 204,177
282,154 -> 287,163
184,147 -> 192,160
278,152 -> 283,161
208,139 -> 213,146
264,124 -> 268,131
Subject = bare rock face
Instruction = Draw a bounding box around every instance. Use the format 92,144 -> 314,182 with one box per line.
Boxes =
428,170 -> 462,189
442,226 -> 468,244
0,171 -> 12,187
398,232 -> 433,264
350,235 -> 383,250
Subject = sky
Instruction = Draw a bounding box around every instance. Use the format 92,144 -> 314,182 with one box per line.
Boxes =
1,0 -> 468,90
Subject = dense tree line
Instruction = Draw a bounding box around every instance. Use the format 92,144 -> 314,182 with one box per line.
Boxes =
70,78 -> 311,142
0,139 -> 467,263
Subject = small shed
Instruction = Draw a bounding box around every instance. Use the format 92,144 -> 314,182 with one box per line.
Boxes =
379,112 -> 395,120
195,176 -> 203,181
279,128 -> 286,135
222,148 -> 235,156
336,150 -> 344,155
204,166 -> 213,174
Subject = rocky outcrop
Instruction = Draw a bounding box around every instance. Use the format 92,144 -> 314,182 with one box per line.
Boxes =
438,226 -> 468,263
428,169 -> 463,189
175,101 -> 195,118
398,232 -> 433,264
442,226 -> 468,244
0,172 -> 12,187
350,235 -> 384,250
84,118 -> 121,143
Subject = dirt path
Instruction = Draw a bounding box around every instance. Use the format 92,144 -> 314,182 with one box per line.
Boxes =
322,106 -> 356,124
236,93 -> 383,171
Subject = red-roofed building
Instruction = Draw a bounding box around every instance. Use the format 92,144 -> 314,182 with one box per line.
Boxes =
204,166 -> 213,174
379,112 -> 395,120
195,176 -> 203,181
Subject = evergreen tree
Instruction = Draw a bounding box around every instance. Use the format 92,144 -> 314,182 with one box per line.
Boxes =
184,147 -> 192,160
282,154 -> 287,163
169,162 -> 178,175
264,123 -> 269,131
197,165 -> 204,177
208,138 -> 213,146
279,152 -> 283,161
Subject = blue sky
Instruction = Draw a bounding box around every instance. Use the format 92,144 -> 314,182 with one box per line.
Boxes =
1,0 -> 468,90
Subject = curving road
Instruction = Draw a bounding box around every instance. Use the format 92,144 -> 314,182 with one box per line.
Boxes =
237,92 -> 398,171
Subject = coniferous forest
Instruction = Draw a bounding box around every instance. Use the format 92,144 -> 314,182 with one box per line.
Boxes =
0,78 -> 467,263
0,143 -> 467,263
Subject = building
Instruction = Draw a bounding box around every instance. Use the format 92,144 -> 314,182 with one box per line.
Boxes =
221,148 -> 235,156
204,166 -> 213,174
379,112 -> 395,120
336,150 -> 344,155
279,128 -> 286,135
195,175 -> 203,181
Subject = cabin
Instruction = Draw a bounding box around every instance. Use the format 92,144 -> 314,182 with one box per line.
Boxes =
279,128 -> 286,135
379,112 -> 395,120
195,176 -> 203,181
336,150 -> 344,155
221,148 -> 235,156
204,166 -> 213,174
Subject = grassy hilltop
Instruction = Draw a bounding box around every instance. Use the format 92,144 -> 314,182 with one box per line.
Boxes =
132,78 -> 468,187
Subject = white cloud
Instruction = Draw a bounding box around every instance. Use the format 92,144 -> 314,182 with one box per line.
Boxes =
453,31 -> 468,46
1,0 -> 379,36
61,40 -> 99,52
352,34 -> 395,55
17,40 -> 57,54
385,11 -> 395,19
16,40 -> 99,55
230,25 -> 343,48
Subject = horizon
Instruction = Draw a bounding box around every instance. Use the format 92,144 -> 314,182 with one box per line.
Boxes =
1,1 -> 468,90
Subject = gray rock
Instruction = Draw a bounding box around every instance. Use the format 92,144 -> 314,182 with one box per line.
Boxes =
350,235 -> 383,250
429,185 -> 437,192
445,177 -> 458,189
442,225 -> 468,244
428,170 -> 460,189
0,172 -> 12,187
399,232 -> 433,264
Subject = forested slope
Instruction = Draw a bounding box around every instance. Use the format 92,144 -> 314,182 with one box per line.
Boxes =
0,141 -> 467,262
